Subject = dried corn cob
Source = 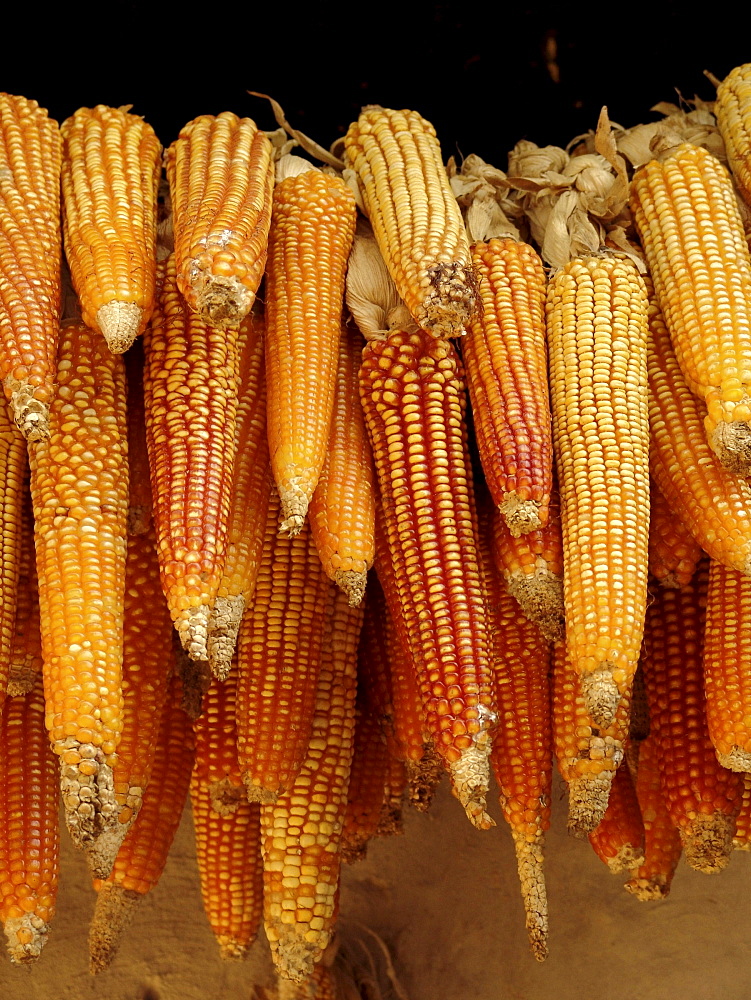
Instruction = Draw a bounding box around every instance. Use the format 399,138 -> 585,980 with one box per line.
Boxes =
6,493 -> 41,697
28,318 -> 128,865
165,112 -> 274,327
60,105 -> 161,353
648,478 -> 702,589
465,237 -> 551,534
646,274 -> 751,575
703,558 -> 751,771
124,342 -> 152,536
276,964 -> 339,1000
0,93 -> 61,439
632,143 -> 751,472
716,63 -> 751,207
261,587 -> 361,982
89,676 -> 194,974
236,491 -> 334,803
190,774 -> 263,960
207,313 -> 270,679
343,106 -> 476,338
360,330 -> 497,827
356,571 -> 396,747
624,735 -> 683,899
309,321 -> 376,606
143,255 -> 240,660
641,560 -> 744,873
0,395 -> 27,704
341,701 -> 391,864
0,672 -> 58,963
733,774 -> 751,850
547,254 -> 650,726
265,158 -> 356,535
193,655 -> 244,814
588,761 -> 645,874
379,753 -> 407,837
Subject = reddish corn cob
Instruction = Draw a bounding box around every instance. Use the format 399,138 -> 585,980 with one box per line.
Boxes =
0,93 -> 62,439
28,319 -> 128,863
356,572 -> 397,745
60,105 -> 161,353
629,665 -> 651,747
624,735 -> 683,899
641,560 -> 744,872
193,655 -> 244,814
124,343 -> 152,536
489,489 -> 564,643
207,313 -> 270,679
0,672 -> 59,963
0,398 -> 27,704
647,276 -> 751,575
465,237 -> 552,534
379,753 -> 407,837
359,328 -> 496,828
276,964 -> 339,1000
309,321 -> 376,606
6,493 -> 42,697
648,478 -> 703,589
236,491 -> 334,803
340,701 -> 391,864
588,761 -> 645,873
143,255 -> 240,660
547,254 -> 650,727
733,774 -> 751,850
703,558 -> 751,771
261,587 -> 361,982
552,640 -> 632,837
89,676 -> 195,974
265,161 -> 357,535
190,774 -> 263,960
166,112 -> 274,328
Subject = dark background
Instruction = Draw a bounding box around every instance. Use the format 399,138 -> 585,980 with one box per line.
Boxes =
6,4 -> 751,166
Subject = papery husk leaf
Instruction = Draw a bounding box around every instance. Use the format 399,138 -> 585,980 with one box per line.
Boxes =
345,219 -> 416,341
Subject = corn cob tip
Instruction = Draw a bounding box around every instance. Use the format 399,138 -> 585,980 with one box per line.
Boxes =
243,771 -> 278,804
341,841 -> 368,865
127,503 -> 151,536
707,418 -> 751,476
499,494 -> 544,536
208,777 -> 243,816
85,822 -> 129,882
174,644 -> 211,720
623,875 -> 672,901
512,832 -> 548,963
5,671 -> 36,698
278,486 -> 309,537
207,595 -> 245,681
716,746 -> 751,772
506,571 -> 565,644
5,379 -> 49,441
423,261 -> 478,338
405,749 -> 444,812
376,797 -> 404,837
190,270 -> 255,330
566,772 -> 615,838
654,571 -> 681,589
3,914 -> 50,965
88,884 -> 141,975
605,844 -> 646,875
176,604 -> 212,663
334,569 -> 367,607
270,925 -> 327,984
59,749 -> 120,865
580,667 -> 620,728
683,813 -> 735,873
448,741 -> 495,830
97,301 -> 142,354
217,936 -> 249,961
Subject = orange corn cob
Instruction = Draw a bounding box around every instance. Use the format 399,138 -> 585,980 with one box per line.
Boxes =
88,676 -> 194,974
632,143 -> 751,472
236,491 -> 334,803
648,478 -> 703,589
190,774 -> 263,960
0,93 -> 61,440
340,700 -> 391,864
465,237 -> 551,534
343,106 -> 476,338
624,734 -> 683,899
588,761 -> 645,874
379,753 -> 407,837
356,571 -> 397,747
165,112 -> 274,327
552,640 -> 632,837
716,63 -> 751,207
207,313 -> 270,679
124,342 -> 153,536
629,665 -> 651,747
359,328 -> 496,828
547,254 -> 650,727
6,493 -> 41,697
265,162 -> 356,535
275,964 -> 339,1000
641,559 -> 744,872
309,321 -> 376,606
60,105 -> 161,353
0,672 -> 59,964
193,655 -> 244,813
647,276 -> 751,575
489,488 -> 564,643
261,587 -> 361,983
28,318 -> 128,862
703,558 -> 751,771
0,396 -> 27,704
143,255 -> 240,660
733,774 -> 751,850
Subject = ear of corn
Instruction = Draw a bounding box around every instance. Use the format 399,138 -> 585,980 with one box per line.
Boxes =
588,761 -> 645,874
733,774 -> 751,850
193,656 -> 244,814
0,93 -> 62,439
648,478 -> 702,589
6,492 -> 42,697
343,106 -> 476,338
340,700 -> 391,864
0,395 -> 27,705
60,105 -> 161,353
716,63 -> 751,207
165,112 -> 274,328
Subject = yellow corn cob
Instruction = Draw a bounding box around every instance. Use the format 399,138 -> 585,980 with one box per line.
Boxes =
632,143 -> 751,472
716,63 -> 751,207
0,672 -> 59,964
648,478 -> 702,589
0,395 -> 27,704
547,254 -> 650,726
28,318 -> 128,866
165,112 -> 274,328
343,106 -> 476,338
61,105 -> 161,353
6,493 -> 41,697
0,93 -> 62,439
265,162 -> 356,535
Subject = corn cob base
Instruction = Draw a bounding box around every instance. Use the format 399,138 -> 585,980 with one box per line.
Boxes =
208,777 -> 244,816
604,844 -> 645,874
707,417 -> 751,476
89,884 -> 141,974
97,301 -> 142,354
207,595 -> 245,681
682,812 -> 735,874
624,874 -> 672,901
421,261 -> 478,339
334,569 -> 367,608
405,749 -> 444,812
512,831 -> 548,963
189,269 -> 255,330
5,376 -> 49,441
59,744 -> 120,879
505,567 -> 564,643
499,494 -> 544,536
3,913 -> 50,965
